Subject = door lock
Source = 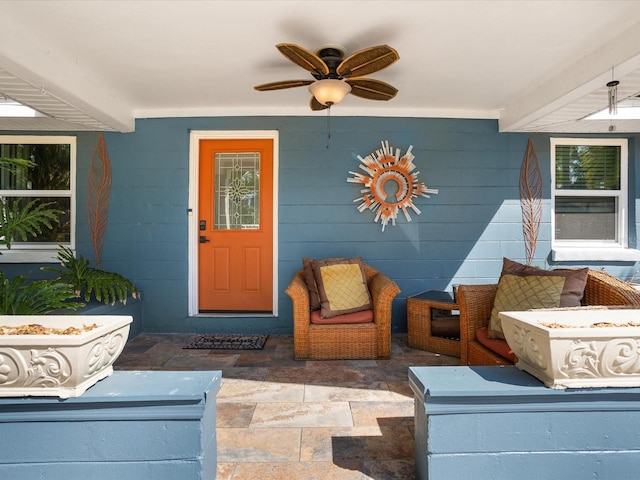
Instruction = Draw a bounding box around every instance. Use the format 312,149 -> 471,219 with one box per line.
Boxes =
199,220 -> 206,231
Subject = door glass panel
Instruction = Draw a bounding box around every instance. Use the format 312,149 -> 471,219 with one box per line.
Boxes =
214,152 -> 260,230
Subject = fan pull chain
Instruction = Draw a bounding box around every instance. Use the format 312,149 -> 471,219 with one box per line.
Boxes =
327,107 -> 331,148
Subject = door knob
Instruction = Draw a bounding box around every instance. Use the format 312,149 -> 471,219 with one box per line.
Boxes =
199,235 -> 210,243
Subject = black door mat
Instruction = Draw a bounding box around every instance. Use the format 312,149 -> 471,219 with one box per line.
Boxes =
183,334 -> 268,350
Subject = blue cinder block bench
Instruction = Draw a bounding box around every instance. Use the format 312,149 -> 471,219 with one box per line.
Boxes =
0,370 -> 221,479
409,366 -> 640,480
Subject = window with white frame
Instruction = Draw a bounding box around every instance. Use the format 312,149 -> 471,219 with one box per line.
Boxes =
0,135 -> 75,262
551,137 -> 629,257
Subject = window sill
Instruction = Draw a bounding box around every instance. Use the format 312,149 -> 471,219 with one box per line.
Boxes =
552,248 -> 640,262
0,249 -> 63,263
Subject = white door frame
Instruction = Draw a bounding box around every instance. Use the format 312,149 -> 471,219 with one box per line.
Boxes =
187,130 -> 279,317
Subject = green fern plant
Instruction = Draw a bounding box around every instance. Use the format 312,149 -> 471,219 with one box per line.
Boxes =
43,246 -> 138,305
0,198 -> 62,250
0,156 -> 80,314
0,271 -> 83,315
0,156 -> 137,313
0,157 -> 63,251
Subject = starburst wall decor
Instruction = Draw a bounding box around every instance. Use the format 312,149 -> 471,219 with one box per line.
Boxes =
347,141 -> 438,231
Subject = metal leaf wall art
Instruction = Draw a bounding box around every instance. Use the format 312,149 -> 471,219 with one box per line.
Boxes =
519,138 -> 542,265
87,133 -> 112,266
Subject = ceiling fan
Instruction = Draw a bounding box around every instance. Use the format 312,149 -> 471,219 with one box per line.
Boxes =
254,43 -> 399,110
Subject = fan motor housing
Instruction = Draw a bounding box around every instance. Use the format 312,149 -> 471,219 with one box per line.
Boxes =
315,45 -> 346,78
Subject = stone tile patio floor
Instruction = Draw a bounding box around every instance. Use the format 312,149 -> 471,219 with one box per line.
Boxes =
114,333 -> 458,480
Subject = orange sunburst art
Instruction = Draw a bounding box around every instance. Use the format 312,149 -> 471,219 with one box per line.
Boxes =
347,141 -> 438,231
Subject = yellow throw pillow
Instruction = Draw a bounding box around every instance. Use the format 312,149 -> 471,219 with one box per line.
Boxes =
311,258 -> 372,318
488,274 -> 565,339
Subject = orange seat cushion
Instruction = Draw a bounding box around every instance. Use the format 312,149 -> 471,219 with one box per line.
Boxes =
310,309 -> 374,325
475,327 -> 517,363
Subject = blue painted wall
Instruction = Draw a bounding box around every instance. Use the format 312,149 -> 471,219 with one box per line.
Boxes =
3,117 -> 640,334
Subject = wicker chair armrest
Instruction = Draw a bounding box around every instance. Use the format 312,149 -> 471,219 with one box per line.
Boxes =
285,270 -> 311,328
285,270 -> 309,307
286,270 -> 312,359
584,269 -> 640,306
368,272 -> 401,326
457,284 -> 498,365
368,271 -> 400,358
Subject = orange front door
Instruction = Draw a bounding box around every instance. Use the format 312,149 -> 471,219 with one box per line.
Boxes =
198,139 -> 273,312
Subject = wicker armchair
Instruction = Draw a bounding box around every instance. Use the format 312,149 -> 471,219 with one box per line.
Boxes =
285,263 -> 400,360
458,269 -> 640,366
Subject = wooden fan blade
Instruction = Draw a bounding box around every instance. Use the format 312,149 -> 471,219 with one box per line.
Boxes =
337,45 -> 399,78
310,96 -> 329,111
346,78 -> 398,101
254,80 -> 314,91
277,43 -> 329,76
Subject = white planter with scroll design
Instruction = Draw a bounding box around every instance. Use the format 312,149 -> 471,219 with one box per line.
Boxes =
500,309 -> 640,389
0,315 -> 131,398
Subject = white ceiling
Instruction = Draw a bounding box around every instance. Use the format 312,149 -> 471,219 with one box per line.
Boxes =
1,0 -> 640,134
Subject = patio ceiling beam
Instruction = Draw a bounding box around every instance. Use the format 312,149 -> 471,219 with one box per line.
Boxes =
0,18 -> 134,132
499,21 -> 640,133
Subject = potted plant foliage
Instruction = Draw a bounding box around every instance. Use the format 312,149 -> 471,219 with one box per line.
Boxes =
0,156 -> 137,314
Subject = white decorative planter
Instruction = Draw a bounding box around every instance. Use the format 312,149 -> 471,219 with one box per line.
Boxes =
500,309 -> 640,389
0,315 -> 132,398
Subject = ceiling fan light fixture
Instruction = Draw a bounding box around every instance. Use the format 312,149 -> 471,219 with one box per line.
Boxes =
308,79 -> 351,106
